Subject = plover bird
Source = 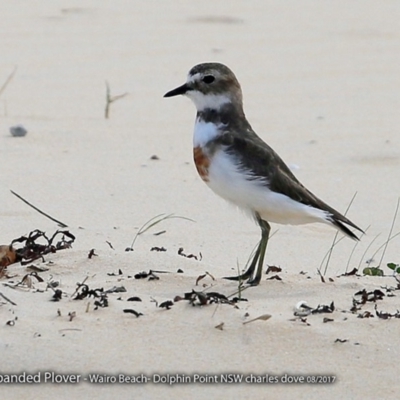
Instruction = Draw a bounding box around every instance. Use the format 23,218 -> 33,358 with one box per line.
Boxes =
164,62 -> 363,285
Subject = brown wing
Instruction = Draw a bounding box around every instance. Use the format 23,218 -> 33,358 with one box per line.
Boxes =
216,130 -> 363,238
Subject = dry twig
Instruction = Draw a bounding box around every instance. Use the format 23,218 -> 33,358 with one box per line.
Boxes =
105,81 -> 128,119
10,190 -> 68,228
0,67 -> 17,97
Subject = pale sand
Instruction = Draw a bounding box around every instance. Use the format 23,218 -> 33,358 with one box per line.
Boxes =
1,1 -> 400,399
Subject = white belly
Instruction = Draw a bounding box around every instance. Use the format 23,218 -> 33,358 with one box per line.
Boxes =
206,149 -> 329,225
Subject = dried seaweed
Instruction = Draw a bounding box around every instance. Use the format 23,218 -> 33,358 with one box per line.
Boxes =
134,270 -> 166,280
94,294 -> 108,309
72,284 -> 108,309
375,304 -> 400,319
127,296 -> 142,302
380,285 -> 399,297
289,316 -> 311,326
294,301 -> 334,317
350,289 -> 385,312
231,297 -> 248,303
73,284 -> 97,300
134,271 -> 149,279
312,302 -> 335,314
10,229 -> 75,266
354,289 -> 385,304
88,249 -> 97,259
176,290 -> 235,306
52,289 -> 63,302
159,300 -> 174,310
357,311 -> 374,319
339,267 -> 359,277
105,286 -> 126,294
123,309 -> 143,317
151,247 -> 166,252
178,247 -> 202,260
266,266 -> 282,274
107,269 -> 123,276
195,272 -> 215,286
266,274 -> 282,281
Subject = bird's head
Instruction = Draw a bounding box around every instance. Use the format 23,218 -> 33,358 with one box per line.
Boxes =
164,62 -> 243,112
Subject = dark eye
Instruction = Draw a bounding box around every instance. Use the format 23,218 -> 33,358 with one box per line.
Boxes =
202,75 -> 215,84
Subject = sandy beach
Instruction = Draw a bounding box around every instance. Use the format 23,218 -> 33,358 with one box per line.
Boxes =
1,1 -> 400,399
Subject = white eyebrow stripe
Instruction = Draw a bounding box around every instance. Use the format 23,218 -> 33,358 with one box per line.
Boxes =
187,72 -> 201,84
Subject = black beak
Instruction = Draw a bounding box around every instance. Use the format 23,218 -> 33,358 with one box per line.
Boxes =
164,83 -> 190,98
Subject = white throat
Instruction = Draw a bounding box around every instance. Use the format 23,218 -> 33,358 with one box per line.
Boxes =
193,119 -> 223,148
186,91 -> 231,112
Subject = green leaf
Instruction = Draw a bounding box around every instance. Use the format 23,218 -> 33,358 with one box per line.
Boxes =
363,267 -> 384,276
387,263 -> 397,270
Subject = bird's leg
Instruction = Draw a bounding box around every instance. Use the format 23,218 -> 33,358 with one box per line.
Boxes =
223,240 -> 262,281
224,216 -> 271,284
247,219 -> 271,286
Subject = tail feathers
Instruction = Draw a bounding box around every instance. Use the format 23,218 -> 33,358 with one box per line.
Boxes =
330,218 -> 364,241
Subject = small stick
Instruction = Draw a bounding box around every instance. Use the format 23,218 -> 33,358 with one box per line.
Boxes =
345,225 -> 370,273
378,198 -> 400,268
10,190 -> 68,228
128,213 -> 194,250
243,314 -> 272,325
322,230 -> 341,276
236,259 -> 243,300
357,233 -> 382,269
105,241 -> 114,250
318,236 -> 345,274
227,283 -> 251,299
105,81 -> 128,119
0,292 -> 17,306
322,192 -> 358,276
368,231 -> 400,266
0,67 -> 17,97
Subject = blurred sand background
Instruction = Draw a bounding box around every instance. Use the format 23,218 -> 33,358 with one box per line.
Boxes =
0,1 -> 399,399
